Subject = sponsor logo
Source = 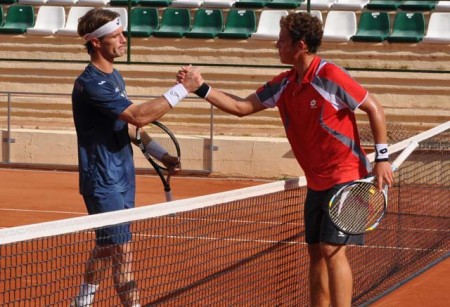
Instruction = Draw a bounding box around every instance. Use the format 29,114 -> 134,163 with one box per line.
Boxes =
310,99 -> 317,109
98,81 -> 106,85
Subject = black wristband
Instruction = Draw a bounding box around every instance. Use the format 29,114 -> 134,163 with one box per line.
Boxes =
375,158 -> 389,163
195,83 -> 211,99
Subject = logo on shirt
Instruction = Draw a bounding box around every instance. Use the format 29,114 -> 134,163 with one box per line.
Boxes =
98,81 -> 106,85
310,99 -> 317,109
338,231 -> 346,238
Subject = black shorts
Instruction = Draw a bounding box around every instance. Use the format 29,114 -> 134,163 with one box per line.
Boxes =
304,183 -> 364,245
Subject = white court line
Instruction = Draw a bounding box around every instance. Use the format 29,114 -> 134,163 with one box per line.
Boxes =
0,208 -> 86,216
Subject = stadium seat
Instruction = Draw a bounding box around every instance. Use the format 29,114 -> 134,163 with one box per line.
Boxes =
185,8 -> 223,38
77,0 -> 110,5
0,5 -> 34,34
387,12 -> 425,43
57,6 -> 93,36
266,0 -> 303,9
217,9 -> 256,39
139,0 -> 172,6
47,0 -> 78,5
171,0 -> 204,7
152,8 -> 190,37
105,7 -> 128,31
322,10 -> 356,41
332,0 -> 369,10
366,0 -> 403,10
422,12 -> 450,43
234,0 -> 272,8
110,0 -> 140,5
299,0 -> 336,9
26,6 -> 65,35
202,0 -> 236,7
0,0 -> 17,3
352,11 -> 390,42
18,0 -> 47,4
399,1 -> 437,11
250,9 -> 287,40
435,1 -> 450,11
0,6 -> 3,27
127,7 -> 158,37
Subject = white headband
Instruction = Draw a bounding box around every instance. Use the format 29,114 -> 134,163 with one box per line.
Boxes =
83,17 -> 122,41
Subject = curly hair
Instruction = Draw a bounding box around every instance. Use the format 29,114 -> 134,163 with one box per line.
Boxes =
77,8 -> 120,55
280,12 -> 323,54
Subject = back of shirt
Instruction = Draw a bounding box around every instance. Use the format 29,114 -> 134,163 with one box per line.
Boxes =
72,64 -> 135,195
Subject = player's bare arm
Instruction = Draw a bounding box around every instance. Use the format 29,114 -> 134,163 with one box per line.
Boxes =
120,68 -> 203,127
178,66 -> 267,117
359,94 -> 394,189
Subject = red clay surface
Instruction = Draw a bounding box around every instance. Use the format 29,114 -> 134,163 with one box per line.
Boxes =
0,168 -> 448,305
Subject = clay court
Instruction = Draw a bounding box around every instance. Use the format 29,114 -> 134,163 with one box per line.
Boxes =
0,168 -> 448,306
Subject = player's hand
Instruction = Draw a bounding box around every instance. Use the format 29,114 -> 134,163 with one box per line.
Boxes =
161,154 -> 181,175
372,161 -> 393,191
177,65 -> 203,93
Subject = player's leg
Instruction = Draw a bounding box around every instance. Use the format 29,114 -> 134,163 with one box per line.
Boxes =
307,244 -> 330,307
110,188 -> 140,307
304,188 -> 330,306
111,242 -> 140,307
320,243 -> 352,307
319,183 -> 365,307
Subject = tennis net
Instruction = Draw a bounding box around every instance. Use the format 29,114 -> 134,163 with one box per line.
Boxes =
0,121 -> 448,306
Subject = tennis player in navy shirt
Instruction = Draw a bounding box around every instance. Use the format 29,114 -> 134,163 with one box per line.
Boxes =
71,8 -> 202,307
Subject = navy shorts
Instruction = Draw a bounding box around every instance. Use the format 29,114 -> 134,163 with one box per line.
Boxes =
83,187 -> 135,245
304,183 -> 364,245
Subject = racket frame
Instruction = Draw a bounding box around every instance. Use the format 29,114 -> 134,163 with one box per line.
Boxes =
136,121 -> 180,201
328,140 -> 419,234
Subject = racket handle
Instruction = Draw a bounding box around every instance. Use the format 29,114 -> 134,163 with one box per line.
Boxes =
165,191 -> 173,202
391,141 -> 419,171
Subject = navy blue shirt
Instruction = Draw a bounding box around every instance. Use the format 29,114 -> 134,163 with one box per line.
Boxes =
72,64 -> 135,195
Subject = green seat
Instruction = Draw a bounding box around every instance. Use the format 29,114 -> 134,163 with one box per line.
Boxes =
266,0 -> 303,8
152,8 -> 190,38
126,7 -> 158,37
352,11 -> 390,42
139,0 -> 172,6
400,0 -> 436,11
0,0 -> 17,4
366,0 -> 403,10
234,0 -> 271,8
217,9 -> 255,39
0,5 -> 34,34
110,0 -> 140,5
0,6 -> 3,27
387,12 -> 425,43
185,9 -> 223,39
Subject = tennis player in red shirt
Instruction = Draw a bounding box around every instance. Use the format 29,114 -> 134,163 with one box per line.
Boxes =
179,12 -> 393,307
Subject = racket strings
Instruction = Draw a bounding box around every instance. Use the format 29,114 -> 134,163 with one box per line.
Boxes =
329,183 -> 385,233
145,124 -> 179,169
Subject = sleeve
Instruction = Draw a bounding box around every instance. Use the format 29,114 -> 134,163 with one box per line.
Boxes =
255,70 -> 292,108
313,64 -> 368,111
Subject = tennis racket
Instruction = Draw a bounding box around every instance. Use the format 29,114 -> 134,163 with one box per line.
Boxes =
328,140 -> 419,234
136,121 -> 180,201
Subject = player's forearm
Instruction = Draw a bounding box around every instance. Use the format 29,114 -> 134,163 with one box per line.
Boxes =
205,88 -> 260,117
360,94 -> 388,144
120,97 -> 172,127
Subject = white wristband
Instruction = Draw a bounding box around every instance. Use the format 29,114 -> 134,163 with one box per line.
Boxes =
146,141 -> 167,161
163,83 -> 188,108
375,143 -> 389,161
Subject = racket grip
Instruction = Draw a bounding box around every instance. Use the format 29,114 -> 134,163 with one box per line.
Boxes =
391,141 -> 419,171
165,191 -> 173,202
